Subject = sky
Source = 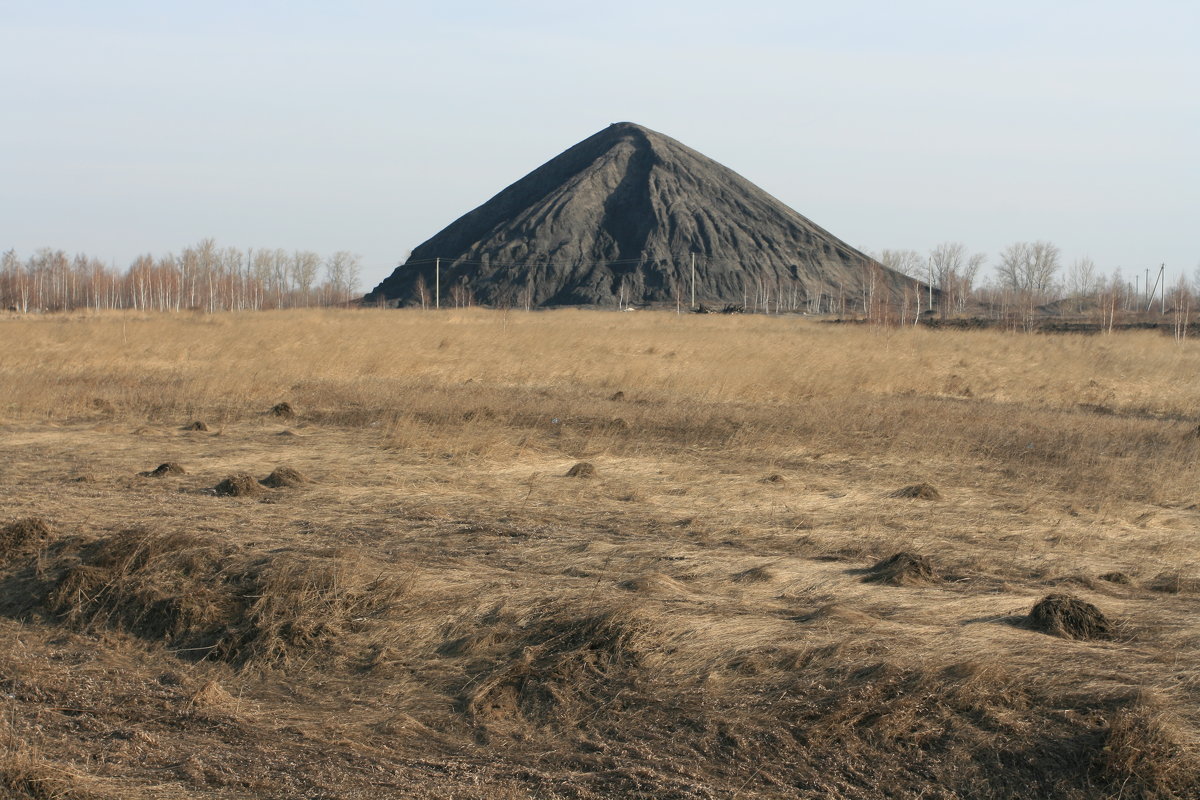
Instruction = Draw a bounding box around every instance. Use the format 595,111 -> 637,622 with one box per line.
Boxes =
2,0 -> 1197,292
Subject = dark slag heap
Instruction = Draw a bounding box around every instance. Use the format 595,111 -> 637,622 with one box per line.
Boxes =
367,122 -> 924,309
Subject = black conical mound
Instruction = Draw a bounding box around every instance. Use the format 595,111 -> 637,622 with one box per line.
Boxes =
367,122 -> 920,310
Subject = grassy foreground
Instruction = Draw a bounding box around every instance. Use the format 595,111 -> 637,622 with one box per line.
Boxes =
1,308 -> 1198,799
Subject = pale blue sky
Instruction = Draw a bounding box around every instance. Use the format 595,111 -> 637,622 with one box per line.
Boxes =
3,0 -> 1197,290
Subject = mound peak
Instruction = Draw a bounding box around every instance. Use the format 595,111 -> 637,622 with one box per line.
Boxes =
368,122 -> 923,310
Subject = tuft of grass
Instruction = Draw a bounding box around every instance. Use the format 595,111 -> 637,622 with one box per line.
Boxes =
1100,693 -> 1200,798
1,519 -> 51,562
23,528 -> 409,668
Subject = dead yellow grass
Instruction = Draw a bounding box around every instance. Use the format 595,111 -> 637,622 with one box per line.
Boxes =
0,308 -> 1198,798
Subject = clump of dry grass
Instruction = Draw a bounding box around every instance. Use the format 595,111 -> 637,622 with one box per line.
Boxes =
259,466 -> 307,488
0,518 -> 51,561
463,606 -> 661,735
269,402 -> 295,419
213,474 -> 259,497
1028,593 -> 1113,640
183,680 -> 238,719
26,528 -> 407,667
732,563 -> 777,583
139,462 -> 185,477
618,572 -> 690,596
1148,572 -> 1200,594
889,483 -> 942,500
1100,693 -> 1200,798
863,552 -> 938,585
0,749 -> 108,800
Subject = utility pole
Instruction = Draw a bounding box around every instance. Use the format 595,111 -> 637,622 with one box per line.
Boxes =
690,253 -> 696,309
435,258 -> 440,310
1145,264 -> 1166,313
1160,263 -> 1165,315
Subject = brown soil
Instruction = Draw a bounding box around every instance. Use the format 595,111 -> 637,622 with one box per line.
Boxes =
213,474 -> 261,497
1028,593 -> 1113,640
889,483 -> 942,500
863,552 -> 938,585
141,462 -> 186,478
260,467 -> 308,488
564,462 -> 595,478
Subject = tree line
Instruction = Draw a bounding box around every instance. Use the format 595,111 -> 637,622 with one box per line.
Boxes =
0,239 -> 361,313
876,240 -> 1196,325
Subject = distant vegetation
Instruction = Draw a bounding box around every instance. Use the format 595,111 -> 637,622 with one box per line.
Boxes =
3,237 -> 1195,335
0,238 -> 360,312
877,240 -> 1196,331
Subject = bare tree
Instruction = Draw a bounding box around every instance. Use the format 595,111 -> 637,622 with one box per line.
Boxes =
924,242 -> 986,314
929,242 -> 965,291
292,250 -> 321,305
413,274 -> 428,309
270,249 -> 291,307
323,251 -> 361,305
343,253 -> 360,304
877,249 -> 924,279
1065,257 -> 1098,311
997,241 -> 1061,296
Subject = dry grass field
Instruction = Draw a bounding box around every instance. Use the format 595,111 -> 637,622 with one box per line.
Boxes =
1,308 -> 1198,799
